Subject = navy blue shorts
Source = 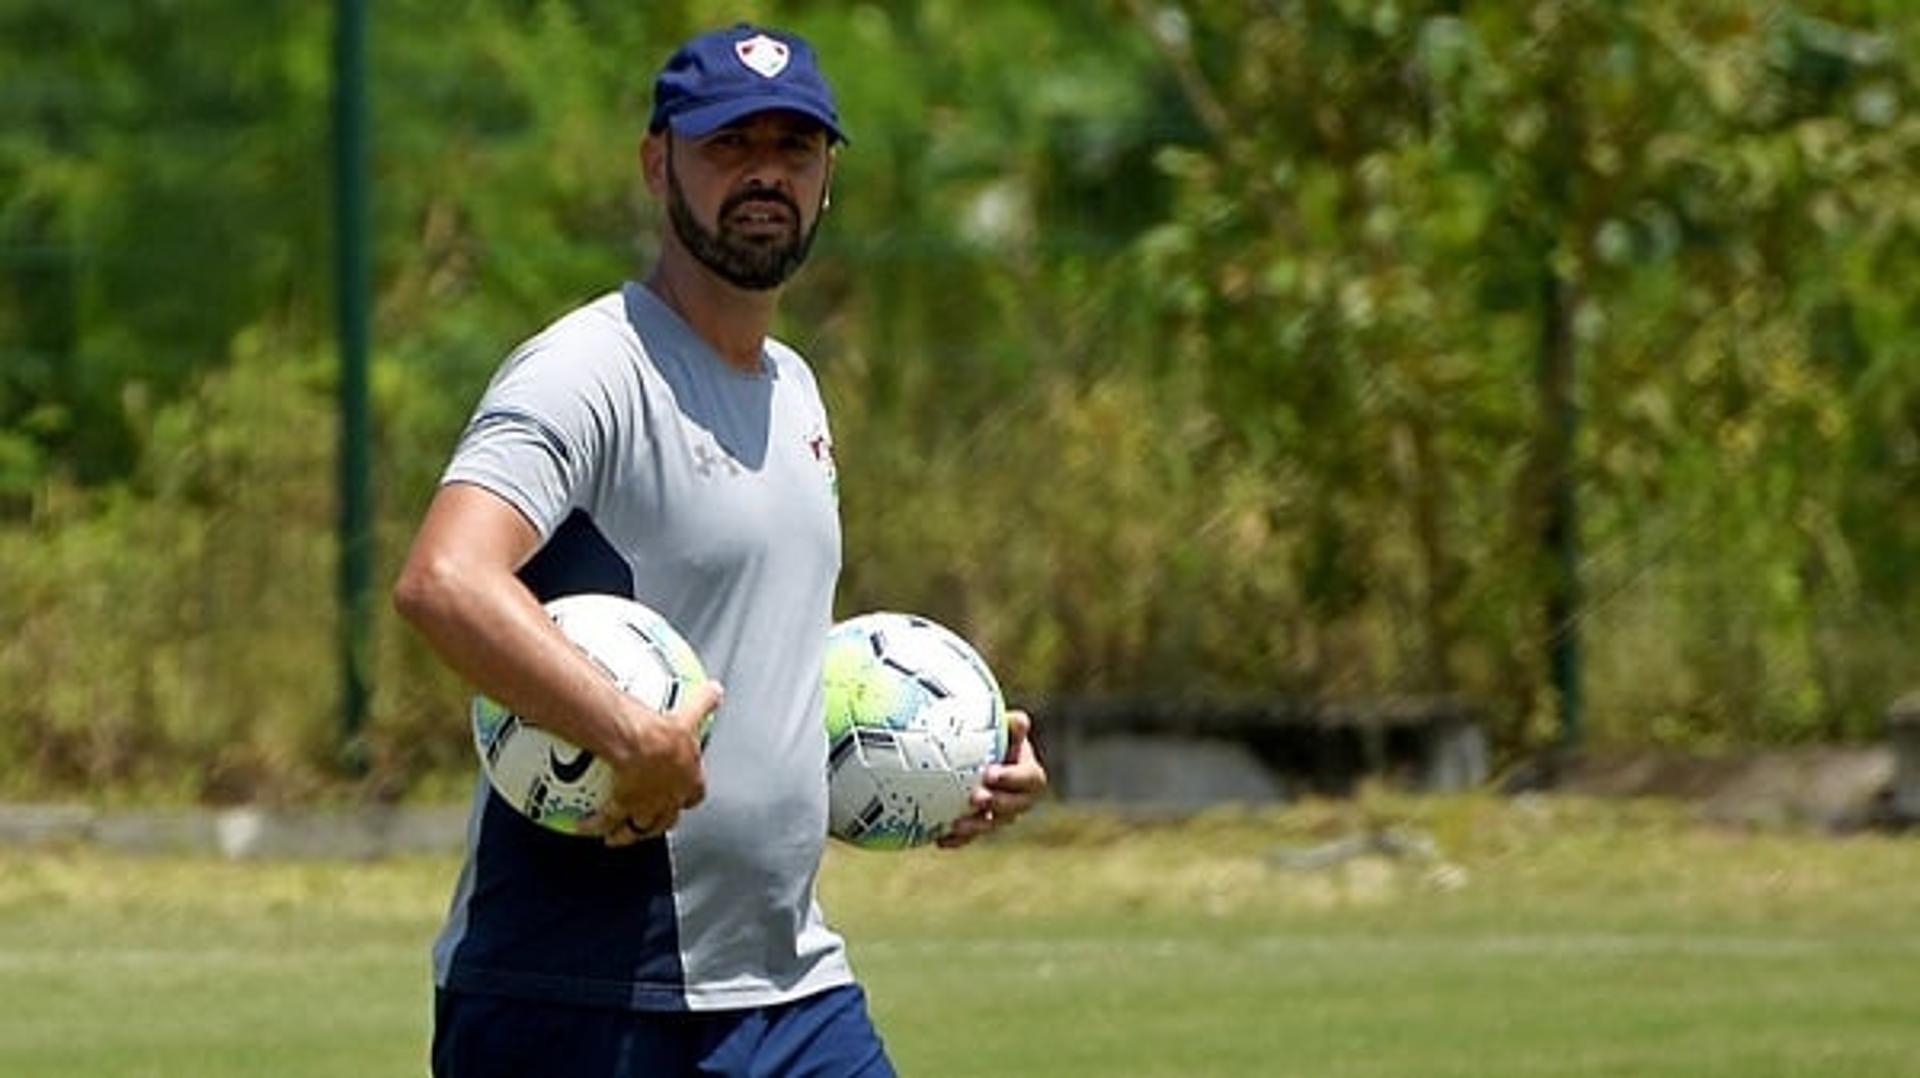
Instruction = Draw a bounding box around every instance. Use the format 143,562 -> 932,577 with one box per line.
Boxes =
431,983 -> 896,1078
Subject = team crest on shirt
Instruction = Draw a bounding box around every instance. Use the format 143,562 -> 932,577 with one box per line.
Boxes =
734,34 -> 791,79
805,424 -> 837,499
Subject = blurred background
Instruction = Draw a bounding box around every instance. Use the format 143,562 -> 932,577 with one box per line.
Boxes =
2,0 -> 1917,808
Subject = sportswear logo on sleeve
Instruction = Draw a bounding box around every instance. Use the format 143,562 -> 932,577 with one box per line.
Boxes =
465,408 -> 573,465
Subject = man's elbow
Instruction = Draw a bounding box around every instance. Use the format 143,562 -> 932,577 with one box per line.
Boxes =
391,553 -> 464,631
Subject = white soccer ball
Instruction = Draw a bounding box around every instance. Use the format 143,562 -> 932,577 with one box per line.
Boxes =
471,593 -> 710,836
822,612 -> 1010,850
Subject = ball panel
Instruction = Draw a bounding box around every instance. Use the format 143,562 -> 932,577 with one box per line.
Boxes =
826,727 -> 974,849
471,696 -> 614,835
823,632 -> 922,742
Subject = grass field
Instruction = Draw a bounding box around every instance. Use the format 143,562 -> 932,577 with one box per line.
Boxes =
2,794 -> 1918,1076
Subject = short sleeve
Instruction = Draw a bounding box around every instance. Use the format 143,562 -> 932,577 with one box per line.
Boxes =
442,332 -> 615,540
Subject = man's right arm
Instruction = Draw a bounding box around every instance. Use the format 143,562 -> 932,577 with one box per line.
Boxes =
392,481 -> 715,841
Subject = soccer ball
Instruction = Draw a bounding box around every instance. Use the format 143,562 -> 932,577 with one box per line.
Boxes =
471,593 -> 710,835
822,612 -> 1010,850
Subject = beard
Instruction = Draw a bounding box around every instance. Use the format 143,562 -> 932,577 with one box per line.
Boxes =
666,157 -> 822,292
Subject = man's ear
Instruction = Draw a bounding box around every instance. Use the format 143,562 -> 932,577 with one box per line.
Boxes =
641,132 -> 669,198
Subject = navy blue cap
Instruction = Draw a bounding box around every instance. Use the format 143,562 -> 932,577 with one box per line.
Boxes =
650,24 -> 846,145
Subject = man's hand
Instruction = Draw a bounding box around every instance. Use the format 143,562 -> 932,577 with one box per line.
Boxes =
938,708 -> 1048,849
586,680 -> 725,847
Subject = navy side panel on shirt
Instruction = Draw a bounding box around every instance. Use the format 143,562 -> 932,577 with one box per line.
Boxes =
443,510 -> 690,1010
448,796 -> 689,1009
517,509 -> 635,604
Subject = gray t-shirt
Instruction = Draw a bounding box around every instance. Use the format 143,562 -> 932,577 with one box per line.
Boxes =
431,282 -> 850,1011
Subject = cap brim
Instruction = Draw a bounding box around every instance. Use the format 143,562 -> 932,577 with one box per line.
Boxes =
666,96 -> 847,145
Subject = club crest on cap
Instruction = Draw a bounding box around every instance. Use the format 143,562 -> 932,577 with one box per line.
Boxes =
734,33 -> 791,79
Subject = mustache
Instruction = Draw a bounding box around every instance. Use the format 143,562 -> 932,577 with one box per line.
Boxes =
721,189 -> 802,220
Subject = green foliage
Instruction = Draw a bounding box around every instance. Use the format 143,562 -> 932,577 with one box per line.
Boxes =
1138,0 -> 1920,745
1,0 -> 1918,799
0,2 -> 332,482
0,335 -> 344,802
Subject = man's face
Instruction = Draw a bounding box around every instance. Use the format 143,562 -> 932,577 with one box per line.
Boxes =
654,112 -> 833,291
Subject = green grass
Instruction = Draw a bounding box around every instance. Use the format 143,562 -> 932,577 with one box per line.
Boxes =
3,795 -> 1919,1076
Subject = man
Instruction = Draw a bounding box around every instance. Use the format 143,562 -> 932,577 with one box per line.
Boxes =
392,22 -> 1049,1078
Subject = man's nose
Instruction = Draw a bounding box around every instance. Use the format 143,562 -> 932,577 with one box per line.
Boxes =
738,144 -> 797,190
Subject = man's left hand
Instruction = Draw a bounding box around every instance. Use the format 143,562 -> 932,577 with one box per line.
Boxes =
939,709 -> 1048,849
